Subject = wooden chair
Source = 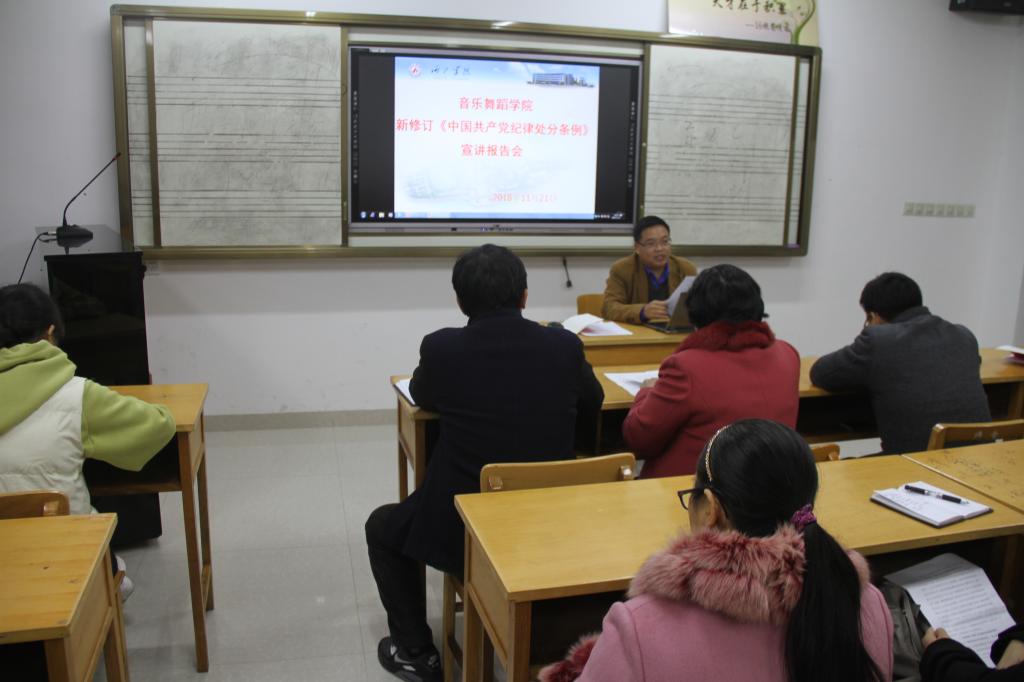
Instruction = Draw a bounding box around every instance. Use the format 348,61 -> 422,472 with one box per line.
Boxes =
809,443 -> 841,463
480,452 -> 637,491
442,453 -> 637,682
926,419 -> 1024,450
0,489 -> 70,519
576,293 -> 604,317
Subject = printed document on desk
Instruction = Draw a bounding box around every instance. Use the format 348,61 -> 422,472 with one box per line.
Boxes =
665,272 -> 697,316
393,378 -> 415,405
561,313 -> 632,336
997,344 -> 1024,364
886,553 -> 1015,666
605,370 -> 660,396
871,481 -> 991,527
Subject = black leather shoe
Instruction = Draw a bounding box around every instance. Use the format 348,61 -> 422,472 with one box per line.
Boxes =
377,637 -> 442,682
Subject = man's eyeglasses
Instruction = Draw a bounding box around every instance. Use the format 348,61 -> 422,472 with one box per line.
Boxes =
638,238 -> 671,250
676,487 -> 704,510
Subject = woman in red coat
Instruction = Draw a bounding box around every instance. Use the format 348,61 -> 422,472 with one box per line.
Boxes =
623,264 -> 800,477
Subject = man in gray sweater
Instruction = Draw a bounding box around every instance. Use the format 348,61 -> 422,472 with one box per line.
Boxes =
810,272 -> 991,454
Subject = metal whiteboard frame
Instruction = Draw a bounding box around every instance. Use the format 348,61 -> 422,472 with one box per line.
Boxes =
110,4 -> 821,259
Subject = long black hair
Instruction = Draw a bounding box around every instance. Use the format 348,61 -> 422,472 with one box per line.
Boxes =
0,283 -> 64,349
693,419 -> 884,682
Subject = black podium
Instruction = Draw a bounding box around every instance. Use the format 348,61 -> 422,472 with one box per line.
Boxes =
45,251 -> 166,545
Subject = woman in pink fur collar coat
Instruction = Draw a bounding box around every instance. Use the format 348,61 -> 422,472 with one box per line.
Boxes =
540,420 -> 894,682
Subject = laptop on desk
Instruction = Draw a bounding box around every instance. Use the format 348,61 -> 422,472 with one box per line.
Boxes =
643,277 -> 696,334
643,293 -> 694,334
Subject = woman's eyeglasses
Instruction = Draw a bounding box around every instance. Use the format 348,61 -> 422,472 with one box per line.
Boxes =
676,487 -> 703,510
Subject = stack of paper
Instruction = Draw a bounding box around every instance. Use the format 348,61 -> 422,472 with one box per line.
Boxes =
393,378 -> 415,405
665,272 -> 697,316
886,553 -> 1015,666
997,344 -> 1024,365
871,481 -> 991,527
561,313 -> 632,337
604,370 -> 660,396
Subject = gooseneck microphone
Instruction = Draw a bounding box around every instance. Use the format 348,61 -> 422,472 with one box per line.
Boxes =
54,151 -> 121,251
17,152 -> 121,281
62,152 -> 121,229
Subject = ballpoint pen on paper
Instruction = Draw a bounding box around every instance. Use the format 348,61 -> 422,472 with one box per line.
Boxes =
904,485 -> 967,505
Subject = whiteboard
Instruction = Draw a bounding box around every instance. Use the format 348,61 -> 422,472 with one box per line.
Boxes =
643,44 -> 809,248
150,20 -> 342,246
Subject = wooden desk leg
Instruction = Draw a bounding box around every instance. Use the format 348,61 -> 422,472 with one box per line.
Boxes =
398,445 -> 409,501
507,602 -> 532,682
462,586 -> 483,682
103,548 -> 129,682
197,442 -> 215,612
397,404 -> 409,501
179,434 -> 210,672
413,421 -> 427,492
482,637 -> 495,682
43,640 -> 73,682
1008,383 -> 1024,420
997,534 -> 1022,618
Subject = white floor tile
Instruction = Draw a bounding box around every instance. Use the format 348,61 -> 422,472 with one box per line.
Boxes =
102,653 -> 366,681
206,442 -> 340,480
154,473 -> 347,553
103,422 -> 403,681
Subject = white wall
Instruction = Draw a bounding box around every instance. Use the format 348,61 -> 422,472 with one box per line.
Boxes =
989,25 -> 1024,346
2,1 -> 1022,414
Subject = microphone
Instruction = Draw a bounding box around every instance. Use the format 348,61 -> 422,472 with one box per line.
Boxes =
58,152 -> 121,246
561,256 -> 573,288
55,225 -> 95,250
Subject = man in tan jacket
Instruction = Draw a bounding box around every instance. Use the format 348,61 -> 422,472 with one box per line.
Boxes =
602,216 -> 697,324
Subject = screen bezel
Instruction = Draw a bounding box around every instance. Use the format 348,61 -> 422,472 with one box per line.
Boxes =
348,46 -> 643,237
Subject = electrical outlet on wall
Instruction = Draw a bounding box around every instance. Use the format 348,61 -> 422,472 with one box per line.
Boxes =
903,202 -> 975,219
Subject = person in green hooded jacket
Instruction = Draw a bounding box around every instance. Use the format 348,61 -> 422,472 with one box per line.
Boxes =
0,282 -> 175,518
0,282 -> 176,681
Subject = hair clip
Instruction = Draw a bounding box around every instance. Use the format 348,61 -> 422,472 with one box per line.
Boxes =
704,425 -> 729,484
790,504 -> 816,533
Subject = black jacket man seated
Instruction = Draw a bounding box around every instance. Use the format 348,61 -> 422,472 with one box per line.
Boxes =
365,244 -> 604,682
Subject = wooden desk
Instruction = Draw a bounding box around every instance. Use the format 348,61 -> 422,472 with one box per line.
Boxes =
902,440 -> 1024,609
903,440 -> 1024,514
392,376 -> 436,500
578,323 -> 686,367
393,349 -> 1024,498
0,514 -> 127,682
600,349 -> 1024,409
92,383 -> 214,672
600,348 -> 1024,445
455,455 -> 1024,682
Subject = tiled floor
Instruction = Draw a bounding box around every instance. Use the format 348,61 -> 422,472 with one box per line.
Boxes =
102,421 -> 447,682
101,421 -> 880,681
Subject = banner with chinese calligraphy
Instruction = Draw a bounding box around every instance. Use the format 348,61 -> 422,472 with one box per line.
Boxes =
668,0 -> 819,46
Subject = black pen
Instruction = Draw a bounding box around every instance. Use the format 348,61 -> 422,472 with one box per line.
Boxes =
904,485 -> 967,505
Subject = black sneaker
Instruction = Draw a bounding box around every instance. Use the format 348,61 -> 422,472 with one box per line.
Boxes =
376,637 -> 442,682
